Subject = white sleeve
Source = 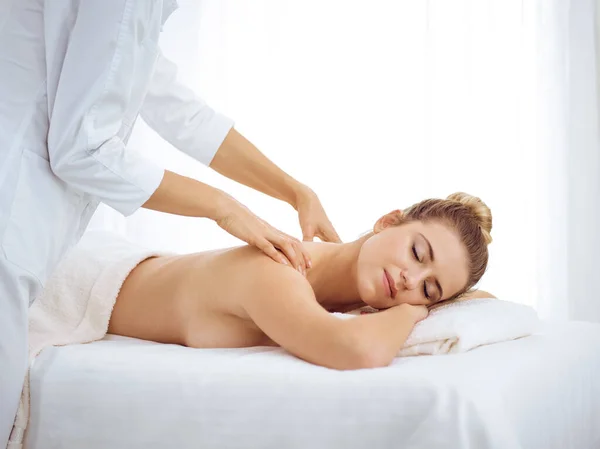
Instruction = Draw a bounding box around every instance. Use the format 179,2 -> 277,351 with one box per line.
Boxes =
46,0 -> 165,217
140,49 -> 235,166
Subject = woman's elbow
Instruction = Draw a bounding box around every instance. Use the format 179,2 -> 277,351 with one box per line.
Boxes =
352,339 -> 395,369
330,332 -> 395,370
300,319 -> 397,370
348,350 -> 392,370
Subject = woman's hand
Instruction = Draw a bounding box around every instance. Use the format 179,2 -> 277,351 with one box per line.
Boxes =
294,186 -> 342,243
399,303 -> 429,323
214,193 -> 310,275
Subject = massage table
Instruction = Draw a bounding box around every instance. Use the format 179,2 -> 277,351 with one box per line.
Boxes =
23,320 -> 600,449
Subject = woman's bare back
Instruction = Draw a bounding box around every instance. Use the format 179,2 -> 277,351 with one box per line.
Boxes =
108,245 -> 303,348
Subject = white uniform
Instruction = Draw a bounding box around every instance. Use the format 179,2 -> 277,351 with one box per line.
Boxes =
0,0 -> 233,444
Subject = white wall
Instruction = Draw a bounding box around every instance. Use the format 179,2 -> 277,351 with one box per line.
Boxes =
89,0 -> 600,318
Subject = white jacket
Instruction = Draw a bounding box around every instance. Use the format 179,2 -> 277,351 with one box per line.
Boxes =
0,0 -> 234,288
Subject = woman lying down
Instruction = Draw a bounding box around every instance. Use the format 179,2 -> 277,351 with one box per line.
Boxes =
27,192 -> 498,374
99,192 -> 493,370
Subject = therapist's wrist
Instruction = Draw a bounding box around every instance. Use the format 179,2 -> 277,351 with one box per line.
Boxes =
208,189 -> 237,222
289,182 -> 314,211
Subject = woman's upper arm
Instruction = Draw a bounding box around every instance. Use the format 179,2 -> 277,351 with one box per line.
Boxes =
242,263 -> 358,369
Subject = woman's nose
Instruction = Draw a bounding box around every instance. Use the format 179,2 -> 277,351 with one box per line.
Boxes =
402,268 -> 428,290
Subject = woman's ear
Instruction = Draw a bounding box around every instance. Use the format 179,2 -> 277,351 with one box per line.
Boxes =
374,209 -> 405,233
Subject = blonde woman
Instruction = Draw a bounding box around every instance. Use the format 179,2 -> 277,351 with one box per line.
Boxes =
107,192 -> 494,370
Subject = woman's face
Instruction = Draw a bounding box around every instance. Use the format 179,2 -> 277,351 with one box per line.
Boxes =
356,214 -> 470,309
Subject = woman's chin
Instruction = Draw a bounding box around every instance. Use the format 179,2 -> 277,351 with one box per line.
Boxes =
357,281 -> 391,310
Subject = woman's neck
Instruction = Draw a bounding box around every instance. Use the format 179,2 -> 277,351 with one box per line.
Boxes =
304,235 -> 370,312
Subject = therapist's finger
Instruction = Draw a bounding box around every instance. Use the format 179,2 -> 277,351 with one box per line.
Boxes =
296,239 -> 312,271
302,225 -> 315,242
281,231 -> 312,272
302,248 -> 312,269
319,225 -> 342,244
257,239 -> 291,267
316,228 -> 340,244
274,235 -> 307,275
286,233 -> 312,270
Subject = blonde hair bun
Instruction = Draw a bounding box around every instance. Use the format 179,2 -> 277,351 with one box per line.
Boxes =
446,192 -> 493,244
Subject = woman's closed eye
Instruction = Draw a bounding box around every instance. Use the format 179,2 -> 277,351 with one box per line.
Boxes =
422,282 -> 430,300
412,244 -> 421,262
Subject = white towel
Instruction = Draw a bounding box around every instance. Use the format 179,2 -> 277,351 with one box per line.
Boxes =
8,231 -> 170,449
334,298 -> 540,356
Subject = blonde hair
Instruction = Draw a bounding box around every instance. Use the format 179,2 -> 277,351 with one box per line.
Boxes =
402,192 -> 492,299
445,192 -> 493,245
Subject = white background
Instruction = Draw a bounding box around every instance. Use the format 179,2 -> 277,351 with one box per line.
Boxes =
90,0 -> 600,321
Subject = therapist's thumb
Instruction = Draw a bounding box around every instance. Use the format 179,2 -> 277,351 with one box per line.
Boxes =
302,228 -> 315,242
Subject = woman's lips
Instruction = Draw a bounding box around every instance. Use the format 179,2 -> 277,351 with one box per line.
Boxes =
383,270 -> 393,297
384,269 -> 397,298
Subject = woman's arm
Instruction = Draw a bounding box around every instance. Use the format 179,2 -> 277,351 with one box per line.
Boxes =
242,262 -> 425,370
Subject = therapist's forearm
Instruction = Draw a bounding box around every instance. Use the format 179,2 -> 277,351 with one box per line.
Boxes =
209,128 -> 307,209
142,169 -> 227,219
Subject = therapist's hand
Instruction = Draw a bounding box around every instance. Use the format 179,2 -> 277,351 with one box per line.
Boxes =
295,186 -> 341,243
215,193 -> 311,275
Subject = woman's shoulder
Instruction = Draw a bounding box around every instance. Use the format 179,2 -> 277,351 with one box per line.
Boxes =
206,244 -> 313,292
208,246 -> 315,320
208,241 -> 328,277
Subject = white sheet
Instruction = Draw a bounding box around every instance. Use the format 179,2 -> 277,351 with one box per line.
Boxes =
24,320 -> 600,449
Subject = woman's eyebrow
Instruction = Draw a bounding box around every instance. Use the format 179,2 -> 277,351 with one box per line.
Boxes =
419,233 -> 444,300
